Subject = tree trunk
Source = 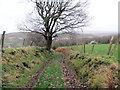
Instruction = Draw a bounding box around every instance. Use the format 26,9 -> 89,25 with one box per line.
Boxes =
45,36 -> 52,51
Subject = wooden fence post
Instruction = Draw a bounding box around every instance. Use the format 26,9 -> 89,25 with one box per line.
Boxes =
107,36 -> 114,55
30,41 -> 34,46
83,42 -> 86,53
1,31 -> 6,56
23,39 -> 25,46
110,42 -> 118,56
81,30 -> 86,53
91,44 -> 95,54
1,31 -> 6,49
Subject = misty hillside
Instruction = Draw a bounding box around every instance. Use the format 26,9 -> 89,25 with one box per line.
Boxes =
3,32 -> 28,48
2,32 -> 118,48
57,33 -> 96,39
4,32 -> 96,42
5,32 -> 28,40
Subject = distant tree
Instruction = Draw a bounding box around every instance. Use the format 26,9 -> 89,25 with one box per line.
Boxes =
26,32 -> 45,46
19,0 -> 89,51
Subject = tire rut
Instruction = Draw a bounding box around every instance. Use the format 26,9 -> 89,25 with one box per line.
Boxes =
60,54 -> 87,88
22,58 -> 53,89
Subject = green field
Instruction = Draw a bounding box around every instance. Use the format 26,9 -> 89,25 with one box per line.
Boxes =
63,44 -> 118,59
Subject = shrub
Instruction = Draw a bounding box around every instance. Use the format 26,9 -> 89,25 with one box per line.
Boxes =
52,46 -> 58,50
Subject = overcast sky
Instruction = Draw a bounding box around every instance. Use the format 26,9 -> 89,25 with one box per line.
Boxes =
0,0 -> 119,34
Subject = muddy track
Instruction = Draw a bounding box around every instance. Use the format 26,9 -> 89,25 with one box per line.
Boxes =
22,57 -> 53,89
60,54 -> 88,88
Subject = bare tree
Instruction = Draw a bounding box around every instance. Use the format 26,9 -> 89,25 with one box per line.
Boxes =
26,32 -> 45,46
19,0 -> 88,51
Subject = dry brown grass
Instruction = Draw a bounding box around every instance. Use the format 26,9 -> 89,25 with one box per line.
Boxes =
89,66 -> 117,88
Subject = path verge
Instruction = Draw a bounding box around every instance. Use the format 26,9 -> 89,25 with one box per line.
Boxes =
60,54 -> 87,88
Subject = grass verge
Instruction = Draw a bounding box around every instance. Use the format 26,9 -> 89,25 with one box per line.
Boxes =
57,47 -> 119,88
2,47 -> 52,88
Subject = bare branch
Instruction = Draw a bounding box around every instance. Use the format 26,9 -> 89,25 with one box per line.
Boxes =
19,0 -> 89,50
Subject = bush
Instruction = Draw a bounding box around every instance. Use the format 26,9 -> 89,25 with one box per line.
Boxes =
52,46 -> 58,50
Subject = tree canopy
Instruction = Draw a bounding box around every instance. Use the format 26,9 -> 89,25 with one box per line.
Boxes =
19,0 -> 89,50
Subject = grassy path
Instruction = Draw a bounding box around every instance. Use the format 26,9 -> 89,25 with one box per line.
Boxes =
35,52 -> 87,88
23,57 -> 53,88
35,52 -> 65,88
